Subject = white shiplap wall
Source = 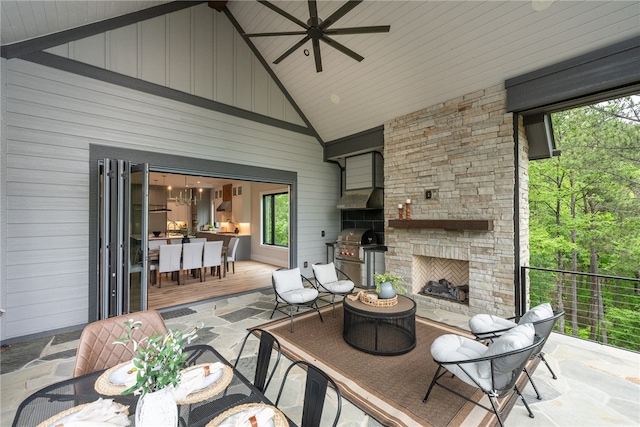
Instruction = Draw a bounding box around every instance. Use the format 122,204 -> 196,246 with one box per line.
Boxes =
43,3 -> 305,128
1,58 -> 339,340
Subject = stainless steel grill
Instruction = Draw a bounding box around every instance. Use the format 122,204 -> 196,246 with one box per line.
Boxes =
334,228 -> 382,289
335,228 -> 377,262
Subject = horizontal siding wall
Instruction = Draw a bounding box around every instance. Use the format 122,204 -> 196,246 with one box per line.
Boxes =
44,3 -> 305,129
2,58 -> 339,340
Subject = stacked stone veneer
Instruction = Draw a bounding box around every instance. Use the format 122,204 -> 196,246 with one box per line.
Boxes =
384,84 -> 529,318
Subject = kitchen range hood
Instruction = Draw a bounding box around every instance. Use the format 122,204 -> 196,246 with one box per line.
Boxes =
216,183 -> 232,211
336,152 -> 384,210
337,188 -> 383,210
216,201 -> 231,211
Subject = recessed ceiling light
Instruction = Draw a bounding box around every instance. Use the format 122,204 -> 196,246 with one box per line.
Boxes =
531,0 -> 554,12
330,94 -> 341,104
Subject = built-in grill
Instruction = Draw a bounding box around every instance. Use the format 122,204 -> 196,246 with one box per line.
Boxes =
334,228 -> 383,289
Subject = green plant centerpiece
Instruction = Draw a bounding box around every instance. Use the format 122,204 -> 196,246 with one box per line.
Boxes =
114,320 -> 198,397
374,272 -> 405,299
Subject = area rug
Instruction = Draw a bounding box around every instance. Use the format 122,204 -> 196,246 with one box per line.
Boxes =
258,304 -> 532,427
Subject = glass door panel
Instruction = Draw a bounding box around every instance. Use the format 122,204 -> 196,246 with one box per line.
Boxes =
129,163 -> 149,312
98,159 -> 149,318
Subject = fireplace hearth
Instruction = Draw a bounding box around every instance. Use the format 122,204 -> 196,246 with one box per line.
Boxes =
420,278 -> 469,304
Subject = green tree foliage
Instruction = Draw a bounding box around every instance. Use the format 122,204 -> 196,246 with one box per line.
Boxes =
529,96 -> 640,350
274,193 -> 289,246
263,192 -> 289,247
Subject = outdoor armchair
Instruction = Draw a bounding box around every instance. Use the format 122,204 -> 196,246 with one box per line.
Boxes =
312,262 -> 355,317
469,303 -> 565,399
271,267 -> 323,332
423,323 -> 544,427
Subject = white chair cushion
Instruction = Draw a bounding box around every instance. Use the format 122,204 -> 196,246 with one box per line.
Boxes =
318,280 -> 354,294
273,268 -> 303,294
313,263 -> 339,284
468,314 -> 517,334
478,323 -> 535,379
518,303 -> 553,325
277,288 -> 319,304
430,334 -> 490,390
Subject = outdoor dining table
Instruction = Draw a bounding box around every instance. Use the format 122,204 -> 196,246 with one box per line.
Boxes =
11,344 -> 294,427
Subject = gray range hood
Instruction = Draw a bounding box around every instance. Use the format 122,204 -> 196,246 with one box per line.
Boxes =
336,152 -> 384,210
336,188 -> 384,210
216,200 -> 231,211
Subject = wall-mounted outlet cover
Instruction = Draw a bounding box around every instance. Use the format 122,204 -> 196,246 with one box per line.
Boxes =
425,189 -> 439,200
304,261 -> 308,268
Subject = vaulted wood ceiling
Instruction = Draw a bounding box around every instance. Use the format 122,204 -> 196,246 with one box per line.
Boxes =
2,1 -> 639,144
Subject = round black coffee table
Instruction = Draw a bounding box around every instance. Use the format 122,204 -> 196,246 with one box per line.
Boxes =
343,294 -> 416,355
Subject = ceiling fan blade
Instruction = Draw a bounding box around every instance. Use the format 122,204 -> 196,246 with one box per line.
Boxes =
324,25 -> 390,35
258,0 -> 309,29
308,0 -> 320,27
243,31 -> 307,38
273,36 -> 311,64
320,0 -> 363,29
320,36 -> 364,62
312,38 -> 322,72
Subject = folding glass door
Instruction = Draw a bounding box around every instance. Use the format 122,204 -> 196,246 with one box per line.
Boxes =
98,159 -> 149,318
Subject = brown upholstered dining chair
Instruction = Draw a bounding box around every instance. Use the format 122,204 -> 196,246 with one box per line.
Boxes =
72,310 -> 168,377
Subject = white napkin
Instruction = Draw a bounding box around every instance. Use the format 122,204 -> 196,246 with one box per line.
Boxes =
52,398 -> 130,427
108,361 -> 136,386
172,362 -> 225,401
217,407 -> 275,427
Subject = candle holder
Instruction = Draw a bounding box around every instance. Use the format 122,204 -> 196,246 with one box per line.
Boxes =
405,201 -> 411,220
398,204 -> 404,220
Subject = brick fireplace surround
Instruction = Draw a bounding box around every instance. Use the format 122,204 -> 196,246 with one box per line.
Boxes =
384,84 -> 529,318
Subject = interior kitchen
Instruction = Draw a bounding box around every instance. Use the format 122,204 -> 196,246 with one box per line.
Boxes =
144,172 -> 290,308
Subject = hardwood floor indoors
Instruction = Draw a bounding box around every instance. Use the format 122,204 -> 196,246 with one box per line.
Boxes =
148,260 -> 279,310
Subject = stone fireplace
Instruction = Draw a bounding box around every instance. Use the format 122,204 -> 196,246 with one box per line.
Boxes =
414,256 -> 469,304
383,84 -> 530,318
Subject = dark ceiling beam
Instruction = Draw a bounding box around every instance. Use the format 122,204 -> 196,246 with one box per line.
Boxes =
207,1 -> 228,13
506,36 -> 640,114
223,7 -> 325,147
1,1 -> 207,59
324,126 -> 384,161
20,50 -> 312,137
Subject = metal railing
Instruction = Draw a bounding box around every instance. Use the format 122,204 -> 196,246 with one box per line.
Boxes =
522,266 -> 640,352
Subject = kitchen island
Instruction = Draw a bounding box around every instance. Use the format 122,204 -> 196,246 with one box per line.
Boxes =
196,231 -> 251,260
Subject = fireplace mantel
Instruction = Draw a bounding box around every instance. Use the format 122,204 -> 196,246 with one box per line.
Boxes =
388,219 -> 493,231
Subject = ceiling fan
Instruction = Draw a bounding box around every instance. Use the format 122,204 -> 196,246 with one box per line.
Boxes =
242,0 -> 390,72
